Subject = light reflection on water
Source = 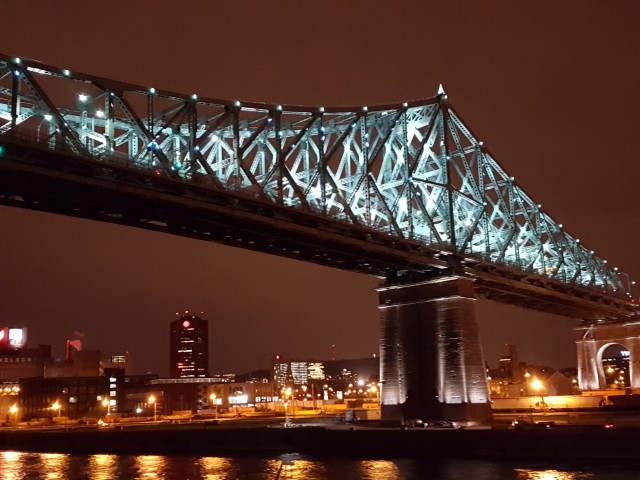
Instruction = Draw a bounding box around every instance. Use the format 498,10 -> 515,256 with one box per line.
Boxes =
0,451 -> 637,479
0,451 -> 24,480
40,453 -> 70,479
89,454 -> 117,480
134,455 -> 168,479
515,469 -> 595,480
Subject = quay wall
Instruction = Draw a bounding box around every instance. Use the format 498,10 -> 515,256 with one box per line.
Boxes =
0,426 -> 638,461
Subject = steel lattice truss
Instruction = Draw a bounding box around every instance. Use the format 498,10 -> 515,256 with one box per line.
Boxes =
0,55 -> 632,299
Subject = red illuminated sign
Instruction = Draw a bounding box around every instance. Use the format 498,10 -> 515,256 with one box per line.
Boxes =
182,320 -> 190,328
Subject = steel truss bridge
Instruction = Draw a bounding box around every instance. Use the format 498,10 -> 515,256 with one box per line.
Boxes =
0,54 -> 635,321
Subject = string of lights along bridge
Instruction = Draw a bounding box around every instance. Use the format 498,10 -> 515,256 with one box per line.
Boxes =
0,54 -> 635,309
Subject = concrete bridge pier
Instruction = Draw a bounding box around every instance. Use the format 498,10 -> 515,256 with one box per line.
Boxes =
575,319 -> 640,391
378,276 -> 492,425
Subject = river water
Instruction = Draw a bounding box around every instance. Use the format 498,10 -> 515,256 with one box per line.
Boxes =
0,451 -> 637,479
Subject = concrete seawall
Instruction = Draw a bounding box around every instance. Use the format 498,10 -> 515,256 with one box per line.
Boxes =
0,425 -> 639,461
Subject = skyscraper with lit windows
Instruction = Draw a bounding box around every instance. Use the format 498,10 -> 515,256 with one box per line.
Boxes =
170,312 -> 209,378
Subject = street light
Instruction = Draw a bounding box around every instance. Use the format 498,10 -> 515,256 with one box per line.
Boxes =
210,393 -> 218,419
148,395 -> 157,422
530,378 -> 547,412
286,387 -> 295,418
51,401 -> 62,420
102,398 -> 111,416
9,404 -> 18,424
370,385 -> 380,404
283,387 -> 292,427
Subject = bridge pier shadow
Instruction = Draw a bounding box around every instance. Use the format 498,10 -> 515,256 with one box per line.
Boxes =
378,276 -> 492,425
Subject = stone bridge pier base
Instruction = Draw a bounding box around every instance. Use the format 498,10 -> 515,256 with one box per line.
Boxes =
378,276 -> 491,425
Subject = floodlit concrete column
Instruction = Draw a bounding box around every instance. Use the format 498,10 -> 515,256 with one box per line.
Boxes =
378,276 -> 491,425
627,336 -> 640,391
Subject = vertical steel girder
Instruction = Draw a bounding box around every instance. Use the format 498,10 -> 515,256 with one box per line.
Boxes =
0,54 -> 631,299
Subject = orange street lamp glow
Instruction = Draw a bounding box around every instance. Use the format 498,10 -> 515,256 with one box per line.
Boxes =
148,395 -> 157,422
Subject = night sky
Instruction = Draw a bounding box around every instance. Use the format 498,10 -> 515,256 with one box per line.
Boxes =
0,1 -> 639,376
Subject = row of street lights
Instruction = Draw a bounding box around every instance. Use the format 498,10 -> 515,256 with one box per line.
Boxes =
12,384 -> 380,425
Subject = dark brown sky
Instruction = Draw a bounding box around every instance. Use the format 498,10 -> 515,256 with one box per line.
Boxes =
0,1 -> 639,375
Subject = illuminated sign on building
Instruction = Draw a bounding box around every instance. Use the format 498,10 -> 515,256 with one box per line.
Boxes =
0,327 -> 27,350
8,328 -> 26,348
0,356 -> 33,363
229,394 -> 248,404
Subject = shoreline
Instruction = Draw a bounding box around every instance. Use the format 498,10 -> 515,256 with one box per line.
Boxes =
1,424 -> 639,462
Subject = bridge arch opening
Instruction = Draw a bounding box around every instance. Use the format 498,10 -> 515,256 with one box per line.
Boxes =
597,343 -> 630,390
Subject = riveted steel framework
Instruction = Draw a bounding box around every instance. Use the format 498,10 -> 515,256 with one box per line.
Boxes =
0,54 -> 633,303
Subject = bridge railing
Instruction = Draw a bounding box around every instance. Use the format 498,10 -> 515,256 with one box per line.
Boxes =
0,54 -> 633,300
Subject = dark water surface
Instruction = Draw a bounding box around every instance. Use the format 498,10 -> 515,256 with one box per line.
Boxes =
0,451 -> 638,479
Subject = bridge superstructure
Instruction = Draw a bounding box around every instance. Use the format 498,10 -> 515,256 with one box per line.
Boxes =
0,54 -> 636,423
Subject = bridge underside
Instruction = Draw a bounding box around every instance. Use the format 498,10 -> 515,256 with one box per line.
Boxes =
0,138 -> 447,277
0,138 -> 634,323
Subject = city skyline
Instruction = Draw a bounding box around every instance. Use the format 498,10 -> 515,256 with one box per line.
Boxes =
0,310 -> 590,378
0,1 -> 639,376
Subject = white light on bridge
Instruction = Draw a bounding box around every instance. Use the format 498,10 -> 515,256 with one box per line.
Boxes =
96,110 -> 104,118
44,114 -> 53,122
78,94 -> 89,103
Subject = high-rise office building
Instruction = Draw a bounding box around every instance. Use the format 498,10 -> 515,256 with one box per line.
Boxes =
170,313 -> 209,378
